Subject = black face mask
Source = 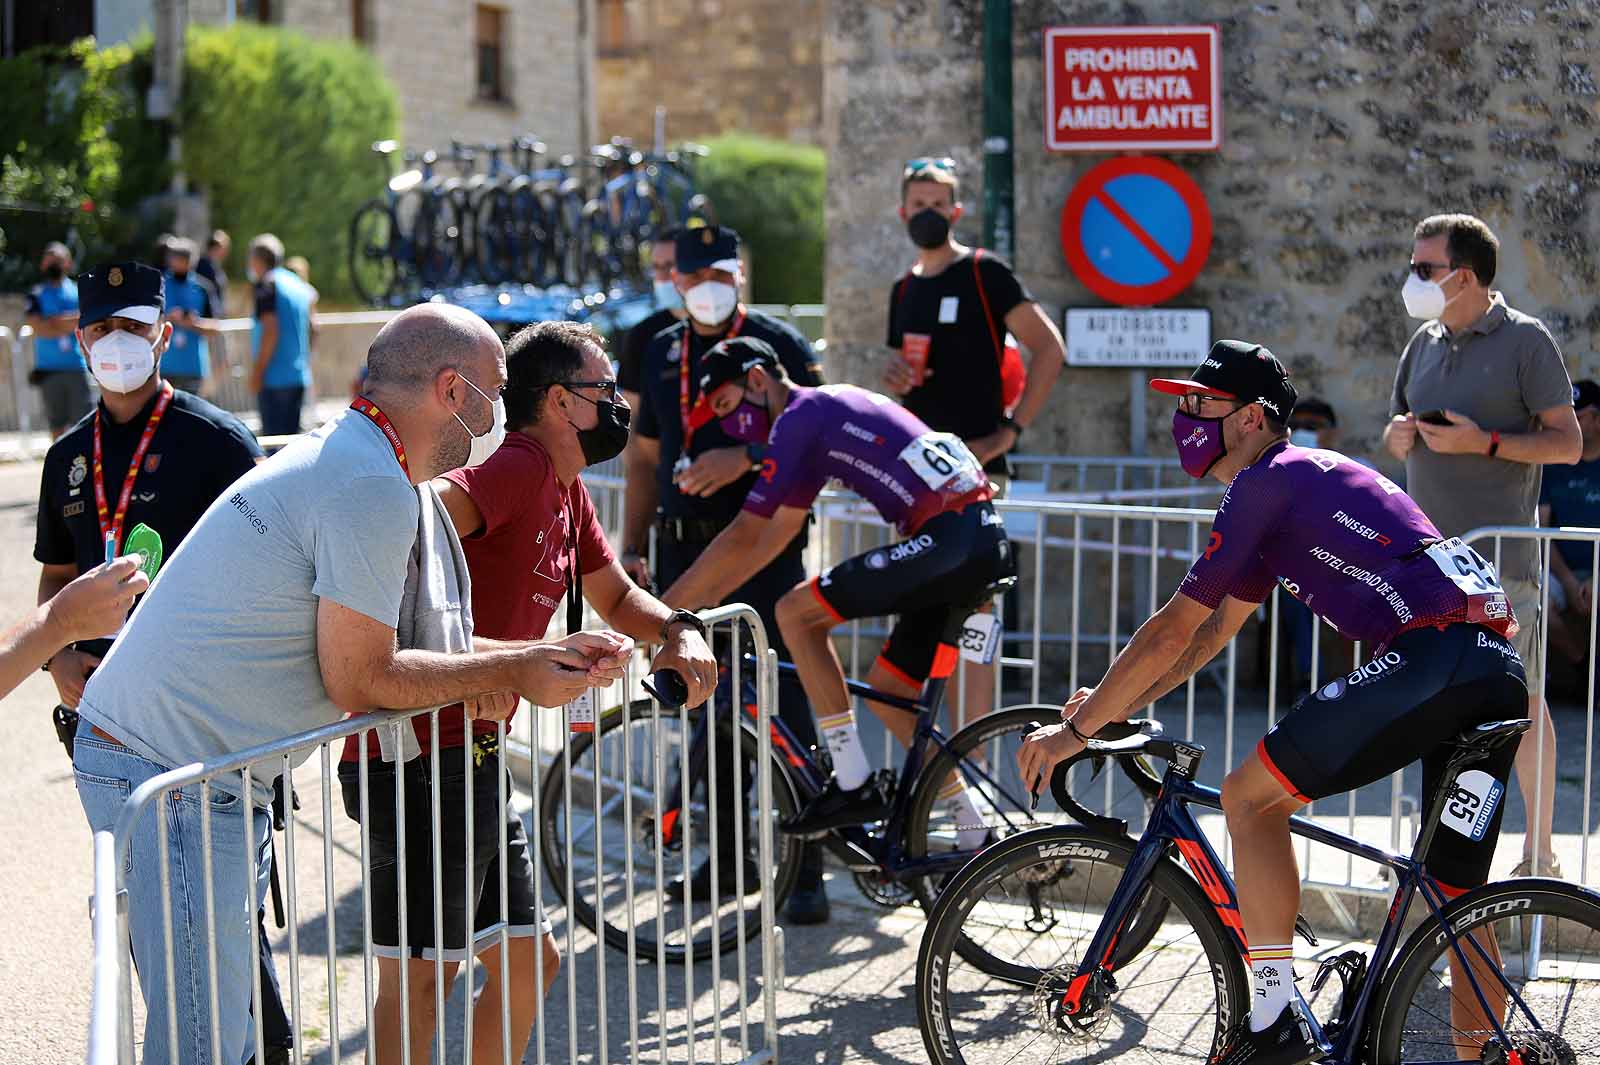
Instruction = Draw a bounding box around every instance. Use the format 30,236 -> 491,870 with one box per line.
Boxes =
906,208 -> 951,249
172,271 -> 189,283
569,395 -> 632,465
43,264 -> 64,281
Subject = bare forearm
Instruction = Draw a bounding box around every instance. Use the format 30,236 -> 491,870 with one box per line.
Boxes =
352,648 -> 529,711
1012,342 -> 1064,428
601,587 -> 673,644
1070,617 -> 1191,732
1495,425 -> 1581,465
0,602 -> 68,698
1118,613 -> 1234,720
666,523 -> 768,610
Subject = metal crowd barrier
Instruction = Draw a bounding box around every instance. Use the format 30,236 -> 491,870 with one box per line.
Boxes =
87,605 -> 781,1065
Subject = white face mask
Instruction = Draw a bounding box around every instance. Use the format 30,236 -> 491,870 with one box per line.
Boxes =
653,278 -> 683,311
1289,429 -> 1319,448
1401,269 -> 1456,320
453,373 -> 507,468
684,280 -> 737,326
89,330 -> 157,394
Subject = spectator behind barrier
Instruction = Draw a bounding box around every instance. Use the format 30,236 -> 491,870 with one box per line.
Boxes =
1539,379 -> 1600,695
1382,211 -> 1580,880
162,238 -> 225,395
24,240 -> 93,438
69,303 -> 633,1065
247,233 -> 316,437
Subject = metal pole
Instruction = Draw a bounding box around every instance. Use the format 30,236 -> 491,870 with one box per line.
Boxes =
981,0 -> 1014,261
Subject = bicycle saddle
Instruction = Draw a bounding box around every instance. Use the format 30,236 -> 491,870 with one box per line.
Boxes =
1449,718 -> 1530,752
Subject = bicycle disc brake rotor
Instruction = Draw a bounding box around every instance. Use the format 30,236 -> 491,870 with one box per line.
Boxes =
1481,1031 -> 1577,1065
852,869 -> 915,908
1033,965 -> 1111,1043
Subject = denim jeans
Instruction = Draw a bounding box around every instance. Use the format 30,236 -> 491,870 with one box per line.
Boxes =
256,387 -> 304,437
73,722 -> 272,1065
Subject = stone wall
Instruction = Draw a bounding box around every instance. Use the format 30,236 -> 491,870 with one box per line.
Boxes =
595,0 -> 823,145
824,0 -> 1600,469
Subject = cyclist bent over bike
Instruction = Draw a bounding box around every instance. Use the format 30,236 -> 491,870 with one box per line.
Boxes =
1018,340 -> 1529,1065
664,336 -> 1015,836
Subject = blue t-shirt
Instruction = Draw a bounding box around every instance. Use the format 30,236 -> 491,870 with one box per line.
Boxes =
251,267 -> 314,389
26,280 -> 84,372
162,272 -> 218,379
1539,457 -> 1600,570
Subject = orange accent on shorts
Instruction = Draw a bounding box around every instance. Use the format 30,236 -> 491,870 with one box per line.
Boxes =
659,807 -> 681,847
929,643 -> 959,679
873,653 -> 922,690
809,578 -> 846,624
1256,739 -> 1314,804
1435,879 -> 1473,900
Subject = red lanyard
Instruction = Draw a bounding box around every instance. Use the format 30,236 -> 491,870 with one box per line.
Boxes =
93,381 -> 173,550
678,306 -> 746,444
351,396 -> 410,476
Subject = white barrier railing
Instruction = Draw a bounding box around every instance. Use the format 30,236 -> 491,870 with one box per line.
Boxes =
87,605 -> 780,1065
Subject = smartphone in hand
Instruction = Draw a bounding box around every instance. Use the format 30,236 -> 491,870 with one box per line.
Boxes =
1417,410 -> 1452,426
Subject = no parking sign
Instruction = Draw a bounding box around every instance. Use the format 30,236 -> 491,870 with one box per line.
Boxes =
1058,156 -> 1212,307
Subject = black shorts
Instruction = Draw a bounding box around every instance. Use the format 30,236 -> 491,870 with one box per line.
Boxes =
1259,622 -> 1528,891
812,502 -> 1015,685
338,733 -> 549,961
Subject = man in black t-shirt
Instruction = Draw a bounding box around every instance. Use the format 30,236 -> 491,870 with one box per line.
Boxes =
617,226 -> 687,422
622,225 -> 832,922
882,156 -> 1066,729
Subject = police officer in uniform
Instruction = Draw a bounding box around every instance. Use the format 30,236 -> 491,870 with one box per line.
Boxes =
33,262 -> 293,1062
622,225 -> 833,922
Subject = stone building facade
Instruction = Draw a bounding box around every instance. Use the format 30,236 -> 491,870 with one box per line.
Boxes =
823,1 -> 1600,468
179,0 -> 594,155
595,0 -> 823,146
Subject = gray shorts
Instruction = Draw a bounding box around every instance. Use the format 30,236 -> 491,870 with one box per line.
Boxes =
38,370 -> 95,431
1503,576 -> 1545,697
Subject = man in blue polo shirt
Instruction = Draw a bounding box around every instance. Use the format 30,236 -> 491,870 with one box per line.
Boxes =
247,233 -> 315,436
25,241 -> 94,438
161,238 -> 223,395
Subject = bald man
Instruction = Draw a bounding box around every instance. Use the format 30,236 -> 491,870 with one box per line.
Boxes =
73,304 -> 634,1065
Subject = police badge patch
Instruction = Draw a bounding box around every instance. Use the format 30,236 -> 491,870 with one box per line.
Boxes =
68,455 -> 87,488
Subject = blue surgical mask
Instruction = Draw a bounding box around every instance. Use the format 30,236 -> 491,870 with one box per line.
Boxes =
653,278 -> 682,310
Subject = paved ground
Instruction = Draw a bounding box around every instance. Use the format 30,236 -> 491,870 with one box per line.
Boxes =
0,455 -> 1594,1065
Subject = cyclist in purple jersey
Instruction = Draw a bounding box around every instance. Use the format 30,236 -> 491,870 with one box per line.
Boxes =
1017,340 -> 1528,1065
665,338 -> 1014,834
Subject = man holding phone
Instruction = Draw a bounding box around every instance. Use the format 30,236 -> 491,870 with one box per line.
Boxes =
1383,212 -> 1579,879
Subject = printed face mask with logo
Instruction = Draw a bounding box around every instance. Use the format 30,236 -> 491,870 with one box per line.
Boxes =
1402,267 -> 1458,320
89,330 -> 157,394
453,372 -> 507,468
719,388 -> 771,444
1171,403 -> 1243,479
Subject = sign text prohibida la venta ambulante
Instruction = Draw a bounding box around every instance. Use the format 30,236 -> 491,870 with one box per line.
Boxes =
1044,25 -> 1222,152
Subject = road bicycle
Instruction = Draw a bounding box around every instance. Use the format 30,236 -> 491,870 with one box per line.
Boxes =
537,576 -> 1165,963
347,141 -> 460,304
914,716 -> 1600,1064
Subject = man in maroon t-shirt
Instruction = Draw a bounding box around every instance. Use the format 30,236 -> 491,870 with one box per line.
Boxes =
342,321 -> 715,1063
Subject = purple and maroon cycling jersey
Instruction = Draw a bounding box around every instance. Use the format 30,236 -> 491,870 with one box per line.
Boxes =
742,384 -> 990,536
1181,441 -> 1515,647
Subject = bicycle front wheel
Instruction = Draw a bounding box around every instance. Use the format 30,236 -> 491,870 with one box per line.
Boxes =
1371,878 -> 1600,1063
916,826 -> 1248,1065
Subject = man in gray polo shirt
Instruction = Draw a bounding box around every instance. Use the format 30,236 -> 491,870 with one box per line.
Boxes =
72,304 -> 631,1065
1383,212 -> 1579,880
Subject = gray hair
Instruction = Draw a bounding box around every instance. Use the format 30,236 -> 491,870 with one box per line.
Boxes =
365,303 -> 500,392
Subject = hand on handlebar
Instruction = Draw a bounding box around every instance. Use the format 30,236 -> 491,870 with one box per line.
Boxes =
1061,686 -> 1095,721
1016,721 -> 1087,798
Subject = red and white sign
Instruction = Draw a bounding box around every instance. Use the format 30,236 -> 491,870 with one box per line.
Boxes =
1044,25 -> 1222,153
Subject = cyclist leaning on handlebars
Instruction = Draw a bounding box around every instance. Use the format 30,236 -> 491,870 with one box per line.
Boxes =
1017,340 -> 1530,1065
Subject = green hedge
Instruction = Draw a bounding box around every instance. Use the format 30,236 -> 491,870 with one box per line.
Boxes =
181,24 -> 398,304
695,135 -> 824,305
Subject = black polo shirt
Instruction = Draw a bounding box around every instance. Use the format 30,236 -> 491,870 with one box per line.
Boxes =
635,308 -> 823,523
886,250 -> 1031,473
35,382 -> 264,655
617,307 -> 682,397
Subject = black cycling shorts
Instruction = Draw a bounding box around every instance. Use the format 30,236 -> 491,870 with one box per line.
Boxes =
1259,622 -> 1528,891
338,733 -> 549,961
811,501 -> 1015,685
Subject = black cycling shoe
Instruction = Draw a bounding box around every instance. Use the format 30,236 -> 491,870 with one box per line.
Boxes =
780,776 -> 890,836
672,854 -> 762,902
782,882 -> 830,925
1211,1001 -> 1327,1065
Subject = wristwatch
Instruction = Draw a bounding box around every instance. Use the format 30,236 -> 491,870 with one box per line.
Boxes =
999,415 -> 1024,443
1486,430 -> 1501,458
661,608 -> 709,642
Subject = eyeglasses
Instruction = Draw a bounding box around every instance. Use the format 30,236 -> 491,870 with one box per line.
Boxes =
1178,393 -> 1244,415
903,157 -> 957,179
1409,260 -> 1454,282
564,379 -> 620,402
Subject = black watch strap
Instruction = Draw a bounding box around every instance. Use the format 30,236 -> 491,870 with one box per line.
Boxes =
1000,415 -> 1023,442
661,608 -> 709,642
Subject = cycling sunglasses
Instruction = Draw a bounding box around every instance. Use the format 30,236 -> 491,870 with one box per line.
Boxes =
904,157 -> 957,179
564,379 -> 621,402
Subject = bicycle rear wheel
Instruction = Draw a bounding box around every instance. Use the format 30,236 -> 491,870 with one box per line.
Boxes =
916,826 -> 1248,1065
1371,878 -> 1600,1063
537,699 -> 803,963
904,707 -> 1168,971
347,199 -> 399,306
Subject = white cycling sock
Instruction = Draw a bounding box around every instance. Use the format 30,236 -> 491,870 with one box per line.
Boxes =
938,775 -> 991,850
818,708 -> 870,790
1247,943 -> 1295,1032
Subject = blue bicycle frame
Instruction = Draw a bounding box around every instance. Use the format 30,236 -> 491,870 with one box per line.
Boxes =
1058,735 -> 1542,1065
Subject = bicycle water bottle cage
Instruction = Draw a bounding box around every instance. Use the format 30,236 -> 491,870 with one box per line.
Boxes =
1310,949 -> 1367,1037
